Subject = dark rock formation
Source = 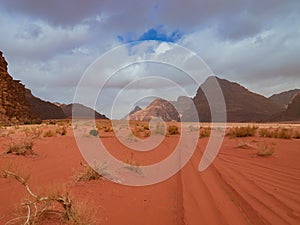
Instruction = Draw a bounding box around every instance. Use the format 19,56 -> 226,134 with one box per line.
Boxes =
182,76 -> 282,122
60,103 -> 108,119
25,89 -> 66,120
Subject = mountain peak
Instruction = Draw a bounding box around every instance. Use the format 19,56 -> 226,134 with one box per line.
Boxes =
129,98 -> 180,122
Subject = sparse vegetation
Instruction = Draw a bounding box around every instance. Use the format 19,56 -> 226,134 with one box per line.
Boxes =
124,153 -> 143,176
43,129 -> 56,137
227,126 -> 258,138
199,127 -> 211,138
74,162 -> 107,182
56,126 -> 67,136
6,139 -> 35,156
293,131 -> 300,139
259,128 -> 293,139
257,143 -> 276,157
89,129 -> 98,137
1,170 -> 95,225
167,125 -> 180,135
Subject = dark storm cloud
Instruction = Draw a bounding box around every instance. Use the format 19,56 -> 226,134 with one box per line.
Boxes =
0,0 -> 299,114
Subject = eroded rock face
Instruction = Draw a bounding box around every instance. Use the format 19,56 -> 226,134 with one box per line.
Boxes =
129,98 -> 180,122
278,94 -> 300,121
269,89 -> 300,109
0,51 -> 35,124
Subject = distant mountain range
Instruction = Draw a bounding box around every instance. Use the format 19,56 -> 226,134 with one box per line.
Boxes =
0,50 -> 299,124
127,77 -> 299,122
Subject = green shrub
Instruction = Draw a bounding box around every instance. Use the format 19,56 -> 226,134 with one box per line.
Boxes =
89,129 -> 99,136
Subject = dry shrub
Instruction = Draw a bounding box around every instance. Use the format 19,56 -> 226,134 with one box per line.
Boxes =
6,139 -> 35,156
259,128 -> 292,139
167,125 -> 180,135
257,143 -> 275,157
43,130 -> 56,138
103,126 -> 113,132
293,131 -> 300,139
73,162 -> 107,183
124,153 -> 143,176
227,126 -> 258,138
23,126 -> 43,139
1,170 -> 96,225
56,126 -> 67,136
200,127 -> 211,138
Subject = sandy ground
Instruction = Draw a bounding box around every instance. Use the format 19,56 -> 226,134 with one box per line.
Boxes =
0,122 -> 299,225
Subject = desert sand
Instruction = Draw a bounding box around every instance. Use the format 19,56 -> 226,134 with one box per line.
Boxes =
0,121 -> 299,225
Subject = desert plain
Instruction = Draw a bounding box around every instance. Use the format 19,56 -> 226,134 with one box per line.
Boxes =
0,120 -> 299,225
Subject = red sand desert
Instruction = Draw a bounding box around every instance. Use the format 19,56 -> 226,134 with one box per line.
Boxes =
0,122 -> 300,225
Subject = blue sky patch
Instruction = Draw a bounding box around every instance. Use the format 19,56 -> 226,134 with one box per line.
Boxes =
117,27 -> 184,43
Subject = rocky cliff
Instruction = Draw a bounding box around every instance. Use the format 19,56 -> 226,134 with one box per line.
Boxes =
0,51 -> 35,124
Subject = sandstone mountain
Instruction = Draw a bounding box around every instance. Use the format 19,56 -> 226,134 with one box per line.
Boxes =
0,51 -> 35,124
182,76 -> 282,122
59,103 -> 108,119
269,89 -> 300,109
25,89 -> 65,120
129,98 -> 180,122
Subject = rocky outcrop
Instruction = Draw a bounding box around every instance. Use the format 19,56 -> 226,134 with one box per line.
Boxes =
59,103 -> 108,119
25,89 -> 66,120
129,98 -> 180,122
269,89 -> 300,109
182,76 -> 282,122
122,106 -> 142,120
0,51 -> 35,124
275,93 -> 300,121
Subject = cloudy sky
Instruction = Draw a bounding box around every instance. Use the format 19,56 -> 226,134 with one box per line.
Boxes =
0,0 -> 299,118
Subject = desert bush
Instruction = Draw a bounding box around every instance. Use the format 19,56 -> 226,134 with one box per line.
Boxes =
6,139 -> 35,156
142,124 -> 150,130
167,125 -> 180,135
89,129 -> 99,137
124,153 -> 143,176
199,127 -> 211,138
103,126 -> 113,132
1,170 -> 96,225
74,162 -> 107,182
56,126 -> 67,136
43,130 -> 56,137
257,143 -> 275,157
259,128 -> 292,139
293,131 -> 300,139
227,126 -> 257,138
